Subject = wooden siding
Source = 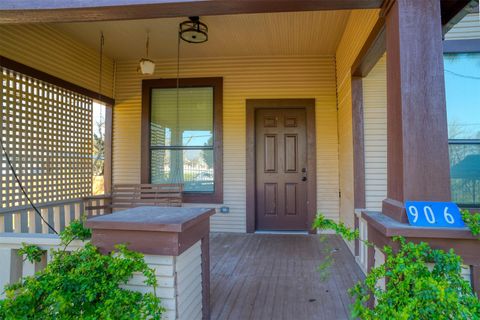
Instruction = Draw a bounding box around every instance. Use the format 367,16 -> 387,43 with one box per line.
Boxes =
445,12 -> 480,40
113,56 -> 340,232
362,55 -> 387,212
176,241 -> 203,320
56,11 -> 351,60
120,242 -> 202,320
121,254 -> 177,319
0,24 -> 114,98
335,10 -> 380,249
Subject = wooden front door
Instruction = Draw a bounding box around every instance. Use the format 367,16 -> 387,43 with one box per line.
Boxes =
255,108 -> 308,230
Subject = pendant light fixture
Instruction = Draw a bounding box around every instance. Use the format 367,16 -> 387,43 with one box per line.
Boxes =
169,16 -> 208,186
179,16 -> 208,43
139,33 -> 155,75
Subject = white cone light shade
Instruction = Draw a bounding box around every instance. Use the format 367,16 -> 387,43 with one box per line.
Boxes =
139,58 -> 155,75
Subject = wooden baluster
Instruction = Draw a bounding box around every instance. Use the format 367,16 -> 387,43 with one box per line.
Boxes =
0,249 -> 22,299
41,208 -> 49,234
53,207 -> 61,232
23,251 -> 47,277
13,213 -> 21,233
95,199 -> 99,216
28,210 -> 36,233
64,205 -> 71,227
74,202 -> 81,220
4,214 -> 13,232
0,215 -> 5,232
20,211 -> 29,233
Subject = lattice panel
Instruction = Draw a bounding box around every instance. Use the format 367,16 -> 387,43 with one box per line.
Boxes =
1,67 -> 92,209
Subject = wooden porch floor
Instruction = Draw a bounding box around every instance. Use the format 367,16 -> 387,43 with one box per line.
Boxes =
210,233 -> 365,320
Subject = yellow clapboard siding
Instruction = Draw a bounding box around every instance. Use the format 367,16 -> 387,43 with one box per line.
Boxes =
0,24 -> 114,98
335,9 -> 379,250
113,56 -> 339,232
363,56 -> 387,212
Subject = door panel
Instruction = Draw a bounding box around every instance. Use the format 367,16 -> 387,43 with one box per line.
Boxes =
255,108 -> 307,230
264,135 -> 277,172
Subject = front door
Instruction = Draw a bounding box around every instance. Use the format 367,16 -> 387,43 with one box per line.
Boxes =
255,108 -> 308,230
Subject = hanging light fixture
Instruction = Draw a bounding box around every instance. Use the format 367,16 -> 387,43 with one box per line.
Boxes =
179,16 -> 208,43
139,33 -> 155,75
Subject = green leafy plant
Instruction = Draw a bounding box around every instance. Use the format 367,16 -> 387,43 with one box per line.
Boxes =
461,209 -> 480,237
314,214 -> 480,320
313,215 -> 362,281
59,216 -> 92,247
313,214 -> 359,241
0,219 -> 164,319
18,244 -> 43,264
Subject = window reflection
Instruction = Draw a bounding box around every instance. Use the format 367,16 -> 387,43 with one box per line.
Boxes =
445,52 -> 480,207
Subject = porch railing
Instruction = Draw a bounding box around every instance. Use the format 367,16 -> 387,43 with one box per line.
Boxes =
0,233 -> 86,298
0,196 -> 109,234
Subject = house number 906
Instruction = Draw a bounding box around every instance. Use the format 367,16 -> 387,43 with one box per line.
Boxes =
405,201 -> 465,228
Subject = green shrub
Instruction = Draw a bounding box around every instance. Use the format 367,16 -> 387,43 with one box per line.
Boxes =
0,219 -> 164,320
314,214 -> 480,320
461,209 -> 480,237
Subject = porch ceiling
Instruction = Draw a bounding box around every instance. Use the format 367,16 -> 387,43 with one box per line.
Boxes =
53,10 -> 351,60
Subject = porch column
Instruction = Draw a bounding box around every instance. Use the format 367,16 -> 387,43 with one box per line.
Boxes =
383,0 -> 451,223
86,207 -> 215,320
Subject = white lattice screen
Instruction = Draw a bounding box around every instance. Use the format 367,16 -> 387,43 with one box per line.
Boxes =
1,67 -> 92,209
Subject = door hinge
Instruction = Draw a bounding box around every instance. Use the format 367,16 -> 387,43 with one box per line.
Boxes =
339,191 -> 342,198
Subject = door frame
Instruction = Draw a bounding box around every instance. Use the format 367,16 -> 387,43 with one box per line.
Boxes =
246,99 -> 317,234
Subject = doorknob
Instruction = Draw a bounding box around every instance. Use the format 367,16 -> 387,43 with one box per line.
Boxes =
302,168 -> 307,181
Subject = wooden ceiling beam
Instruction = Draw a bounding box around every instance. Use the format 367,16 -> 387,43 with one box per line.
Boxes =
0,0 -> 384,24
352,0 -> 476,77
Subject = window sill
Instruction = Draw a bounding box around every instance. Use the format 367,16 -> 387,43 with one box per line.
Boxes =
183,192 -> 223,204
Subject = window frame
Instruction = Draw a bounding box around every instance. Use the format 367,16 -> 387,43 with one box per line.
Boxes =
141,77 -> 223,203
443,39 -> 480,208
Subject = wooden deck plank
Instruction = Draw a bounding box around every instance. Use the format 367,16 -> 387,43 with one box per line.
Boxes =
210,233 -> 364,320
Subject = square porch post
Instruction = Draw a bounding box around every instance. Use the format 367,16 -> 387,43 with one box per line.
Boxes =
383,0 -> 452,223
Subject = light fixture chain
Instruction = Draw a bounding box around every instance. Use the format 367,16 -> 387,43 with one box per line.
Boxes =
146,33 -> 150,58
176,29 -> 181,134
99,32 -> 104,97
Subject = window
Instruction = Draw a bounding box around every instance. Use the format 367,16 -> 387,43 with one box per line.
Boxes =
92,102 -> 106,195
142,78 -> 223,203
444,52 -> 480,207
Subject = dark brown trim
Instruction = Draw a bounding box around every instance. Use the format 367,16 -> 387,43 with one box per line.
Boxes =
351,77 -> 366,257
444,39 -> 480,53
441,0 -> 478,33
382,0 -> 451,223
141,77 -> 223,204
104,105 -> 113,195
364,210 -> 480,296
351,18 -> 386,77
363,211 -> 477,239
86,207 -> 215,252
246,99 -> 316,234
354,214 -> 360,256
0,0 -> 383,24
351,77 -> 366,209
201,232 -> 210,320
0,55 -> 115,106
352,0 -> 474,77
87,206 -> 213,319
472,265 -> 480,298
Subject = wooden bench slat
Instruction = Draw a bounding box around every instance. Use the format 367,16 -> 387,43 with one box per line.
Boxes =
84,184 -> 183,215
113,194 -> 182,200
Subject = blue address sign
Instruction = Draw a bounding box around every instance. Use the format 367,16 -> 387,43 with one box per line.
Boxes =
405,201 -> 465,228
